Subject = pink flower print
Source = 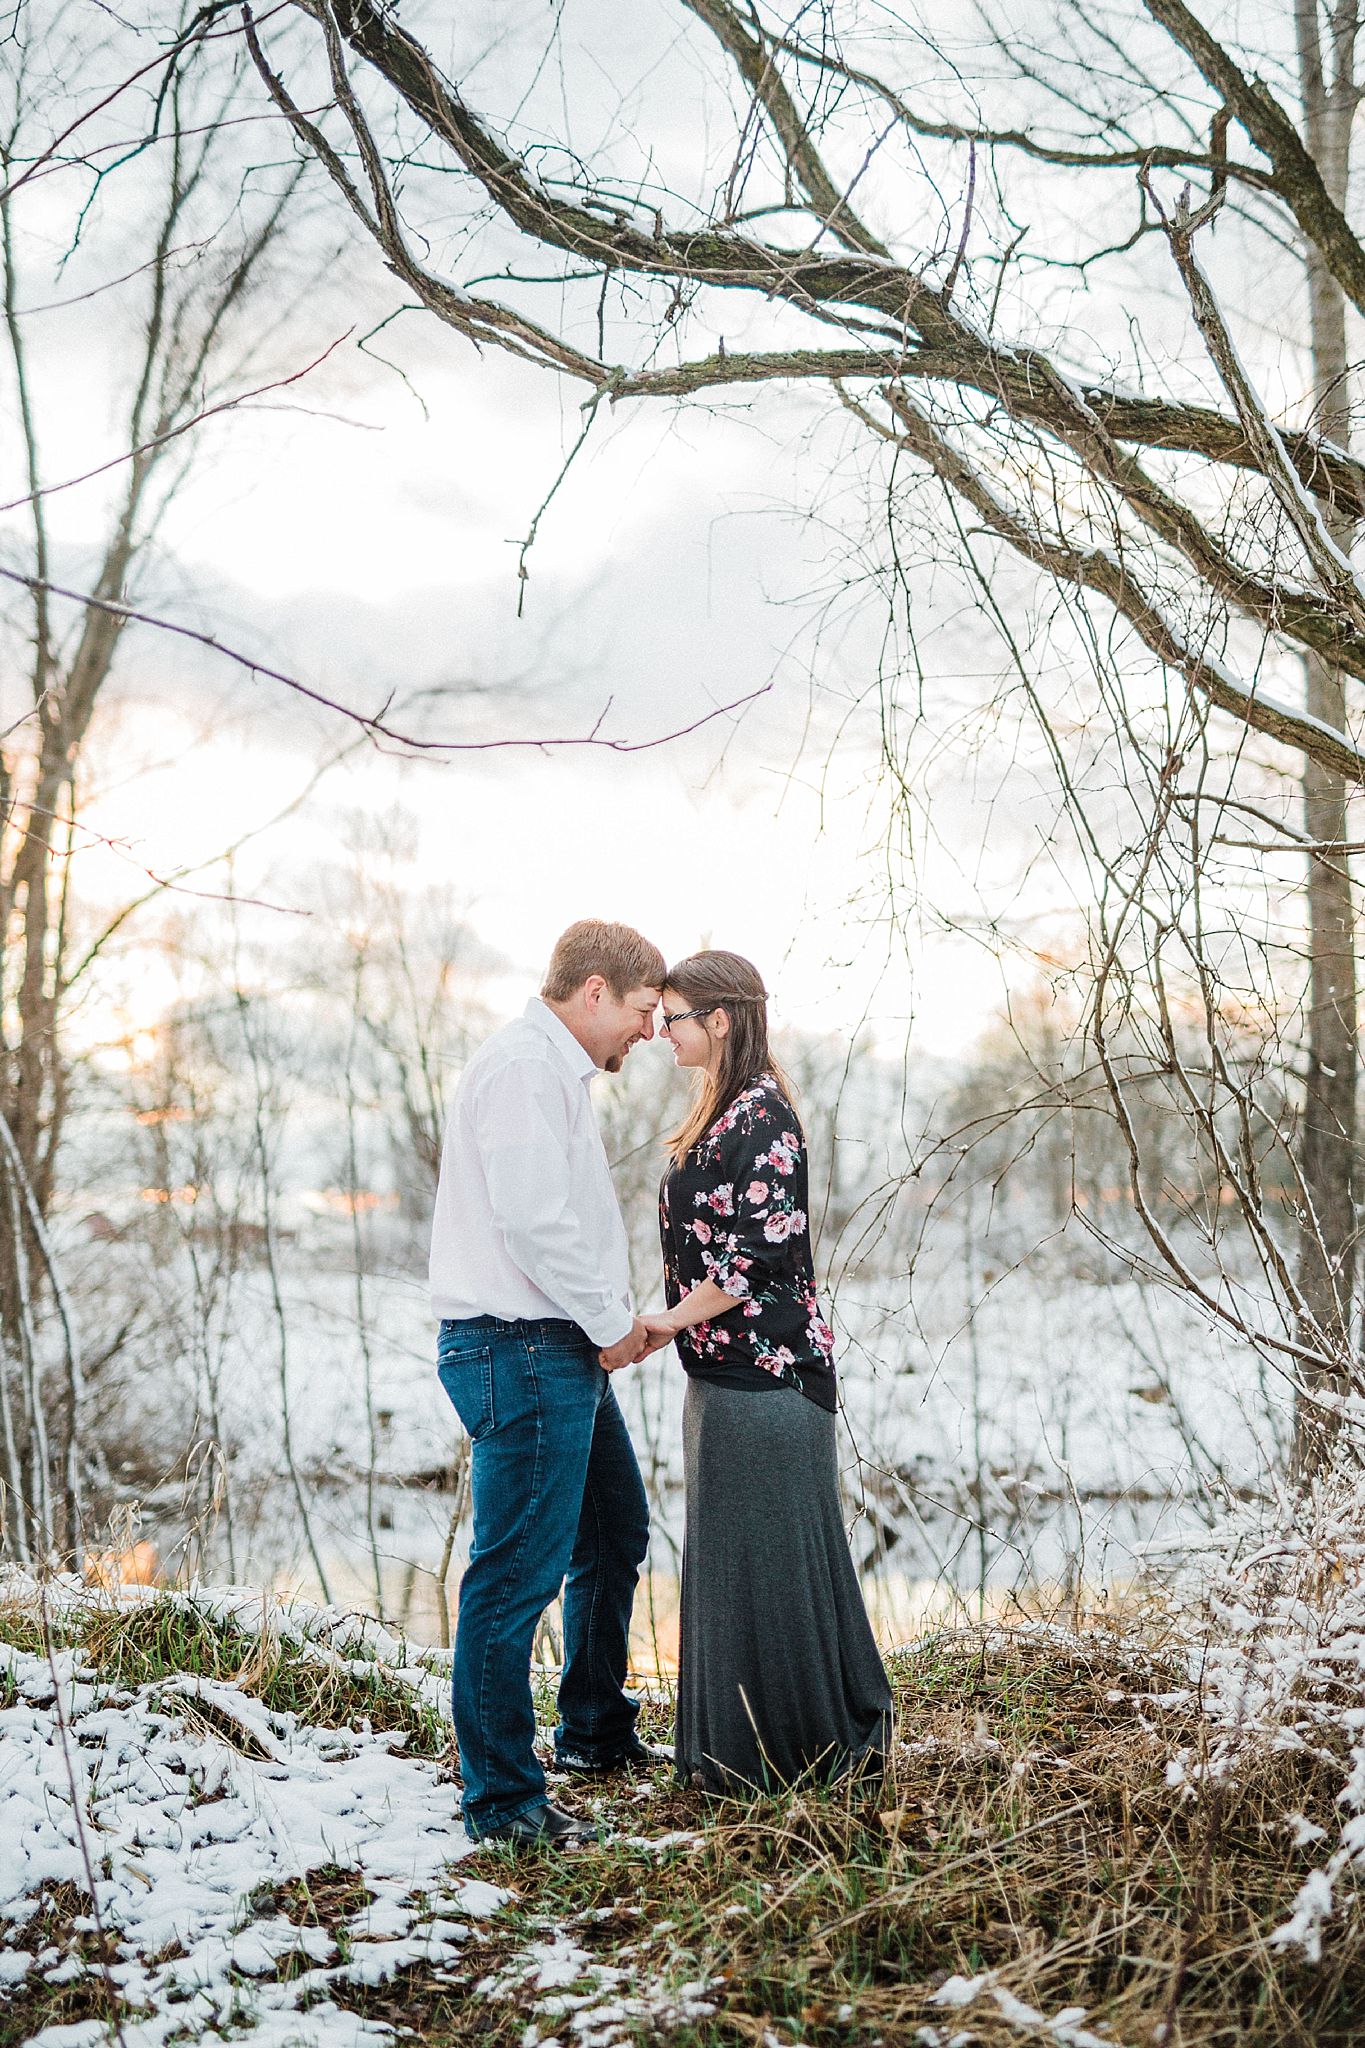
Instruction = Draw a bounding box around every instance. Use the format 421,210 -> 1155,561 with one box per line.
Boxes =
763,1136 -> 798,1176
707,1183 -> 735,1215
809,1316 -> 835,1357
692,1219 -> 713,1245
707,1250 -> 751,1296
762,1207 -> 806,1243
743,1299 -> 762,1318
746,1181 -> 770,1204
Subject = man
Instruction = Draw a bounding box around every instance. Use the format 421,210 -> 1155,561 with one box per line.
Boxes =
430,919 -> 665,1845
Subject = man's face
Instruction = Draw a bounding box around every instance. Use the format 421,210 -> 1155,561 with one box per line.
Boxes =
589,980 -> 659,1073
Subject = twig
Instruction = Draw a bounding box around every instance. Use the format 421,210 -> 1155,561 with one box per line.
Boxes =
0,332 -> 355,515
0,564 -> 771,754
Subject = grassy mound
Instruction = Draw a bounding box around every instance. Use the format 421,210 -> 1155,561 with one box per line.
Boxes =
2,1589 -> 1361,2045
366,1628 -> 1364,2047
0,1578 -> 450,1756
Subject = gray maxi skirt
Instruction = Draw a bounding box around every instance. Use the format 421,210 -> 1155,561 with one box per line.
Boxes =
675,1377 -> 893,1795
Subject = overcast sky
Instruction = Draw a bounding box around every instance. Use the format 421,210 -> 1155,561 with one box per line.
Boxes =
6,0 -> 1309,1070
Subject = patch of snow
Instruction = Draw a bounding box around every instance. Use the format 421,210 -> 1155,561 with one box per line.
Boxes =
453,1877 -> 509,1917
1271,1865 -> 1338,1964
482,1931 -> 715,2046
932,1972 -> 1123,2047
0,1619 -> 486,2048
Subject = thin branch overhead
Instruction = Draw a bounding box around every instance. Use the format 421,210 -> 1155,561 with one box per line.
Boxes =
0,565 -> 772,757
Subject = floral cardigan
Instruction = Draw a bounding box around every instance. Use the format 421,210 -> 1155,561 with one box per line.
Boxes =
659,1076 -> 837,1412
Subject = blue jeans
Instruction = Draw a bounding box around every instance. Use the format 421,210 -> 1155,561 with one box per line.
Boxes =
437,1315 -> 650,1837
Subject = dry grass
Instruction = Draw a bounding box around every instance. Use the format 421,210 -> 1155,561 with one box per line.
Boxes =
330,1626 -> 1363,2047
3,1599 -> 1362,2046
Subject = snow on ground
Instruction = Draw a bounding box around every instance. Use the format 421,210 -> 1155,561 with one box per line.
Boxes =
480,1929 -> 716,2046
0,1619 -> 494,2048
927,1969 -> 1119,2047
0,1582 -> 728,2048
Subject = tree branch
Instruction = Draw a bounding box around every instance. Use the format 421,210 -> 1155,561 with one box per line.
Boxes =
765,19 -> 1278,193
1143,0 -> 1365,317
1154,184 -> 1365,628
604,343 -> 1365,520
867,385 -> 1365,785
679,0 -> 890,257
0,564 -> 771,757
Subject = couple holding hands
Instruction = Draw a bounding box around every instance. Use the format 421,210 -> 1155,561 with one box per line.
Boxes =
430,920 -> 891,1846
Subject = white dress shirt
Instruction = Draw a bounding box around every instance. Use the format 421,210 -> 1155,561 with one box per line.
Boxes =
429,998 -> 635,1347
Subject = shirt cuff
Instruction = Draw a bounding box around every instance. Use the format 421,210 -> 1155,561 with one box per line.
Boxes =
582,1301 -> 635,1348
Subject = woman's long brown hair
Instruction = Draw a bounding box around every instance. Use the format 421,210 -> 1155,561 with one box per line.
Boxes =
664,950 -> 796,1164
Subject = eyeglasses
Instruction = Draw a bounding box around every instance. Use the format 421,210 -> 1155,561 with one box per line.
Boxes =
661,1006 -> 713,1030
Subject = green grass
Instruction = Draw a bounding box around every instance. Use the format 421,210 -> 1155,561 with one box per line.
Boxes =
0,1590 -> 450,1757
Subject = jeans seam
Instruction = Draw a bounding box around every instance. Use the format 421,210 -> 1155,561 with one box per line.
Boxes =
578,1442 -> 608,1743
470,1333 -> 544,1813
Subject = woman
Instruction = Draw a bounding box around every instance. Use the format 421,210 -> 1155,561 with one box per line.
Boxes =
642,950 -> 892,1795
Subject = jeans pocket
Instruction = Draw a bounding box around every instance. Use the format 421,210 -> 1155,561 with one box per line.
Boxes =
437,1347 -> 496,1441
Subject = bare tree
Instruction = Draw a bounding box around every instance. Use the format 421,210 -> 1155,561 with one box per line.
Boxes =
0,4 -> 314,1561
253,0 -> 1365,1470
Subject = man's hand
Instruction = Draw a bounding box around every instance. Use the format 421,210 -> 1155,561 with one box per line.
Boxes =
599,1317 -> 651,1373
637,1314 -> 677,1356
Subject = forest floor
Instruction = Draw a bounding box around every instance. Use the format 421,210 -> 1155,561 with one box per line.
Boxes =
1,1581 -> 1361,2048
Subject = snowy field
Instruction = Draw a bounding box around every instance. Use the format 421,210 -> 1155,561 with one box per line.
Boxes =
0,1588 -> 489,2048
73,1193 -> 1292,1654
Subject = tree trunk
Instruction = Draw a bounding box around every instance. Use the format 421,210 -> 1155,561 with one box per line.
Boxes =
1293,2 -> 1359,1475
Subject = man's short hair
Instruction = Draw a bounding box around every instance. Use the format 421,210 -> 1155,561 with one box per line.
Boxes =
542,920 -> 666,1002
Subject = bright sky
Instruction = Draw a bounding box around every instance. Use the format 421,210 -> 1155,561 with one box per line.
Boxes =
1,2 -> 1146,1065
20,255 -> 1043,1060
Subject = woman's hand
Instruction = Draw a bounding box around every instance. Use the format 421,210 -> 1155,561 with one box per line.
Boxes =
622,1318 -> 675,1351
618,1282 -> 743,1366
599,1312 -> 675,1368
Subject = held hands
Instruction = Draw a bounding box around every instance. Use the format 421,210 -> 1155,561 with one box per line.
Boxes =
599,1317 -> 651,1374
598,1313 -> 677,1372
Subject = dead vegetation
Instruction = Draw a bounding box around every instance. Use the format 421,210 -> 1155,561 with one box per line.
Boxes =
0,1881 -> 132,2048
335,1628 -> 1365,2046
2,1595 -> 1362,2046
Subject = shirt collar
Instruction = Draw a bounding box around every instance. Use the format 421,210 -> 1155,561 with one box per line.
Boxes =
524,996 -> 598,1084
